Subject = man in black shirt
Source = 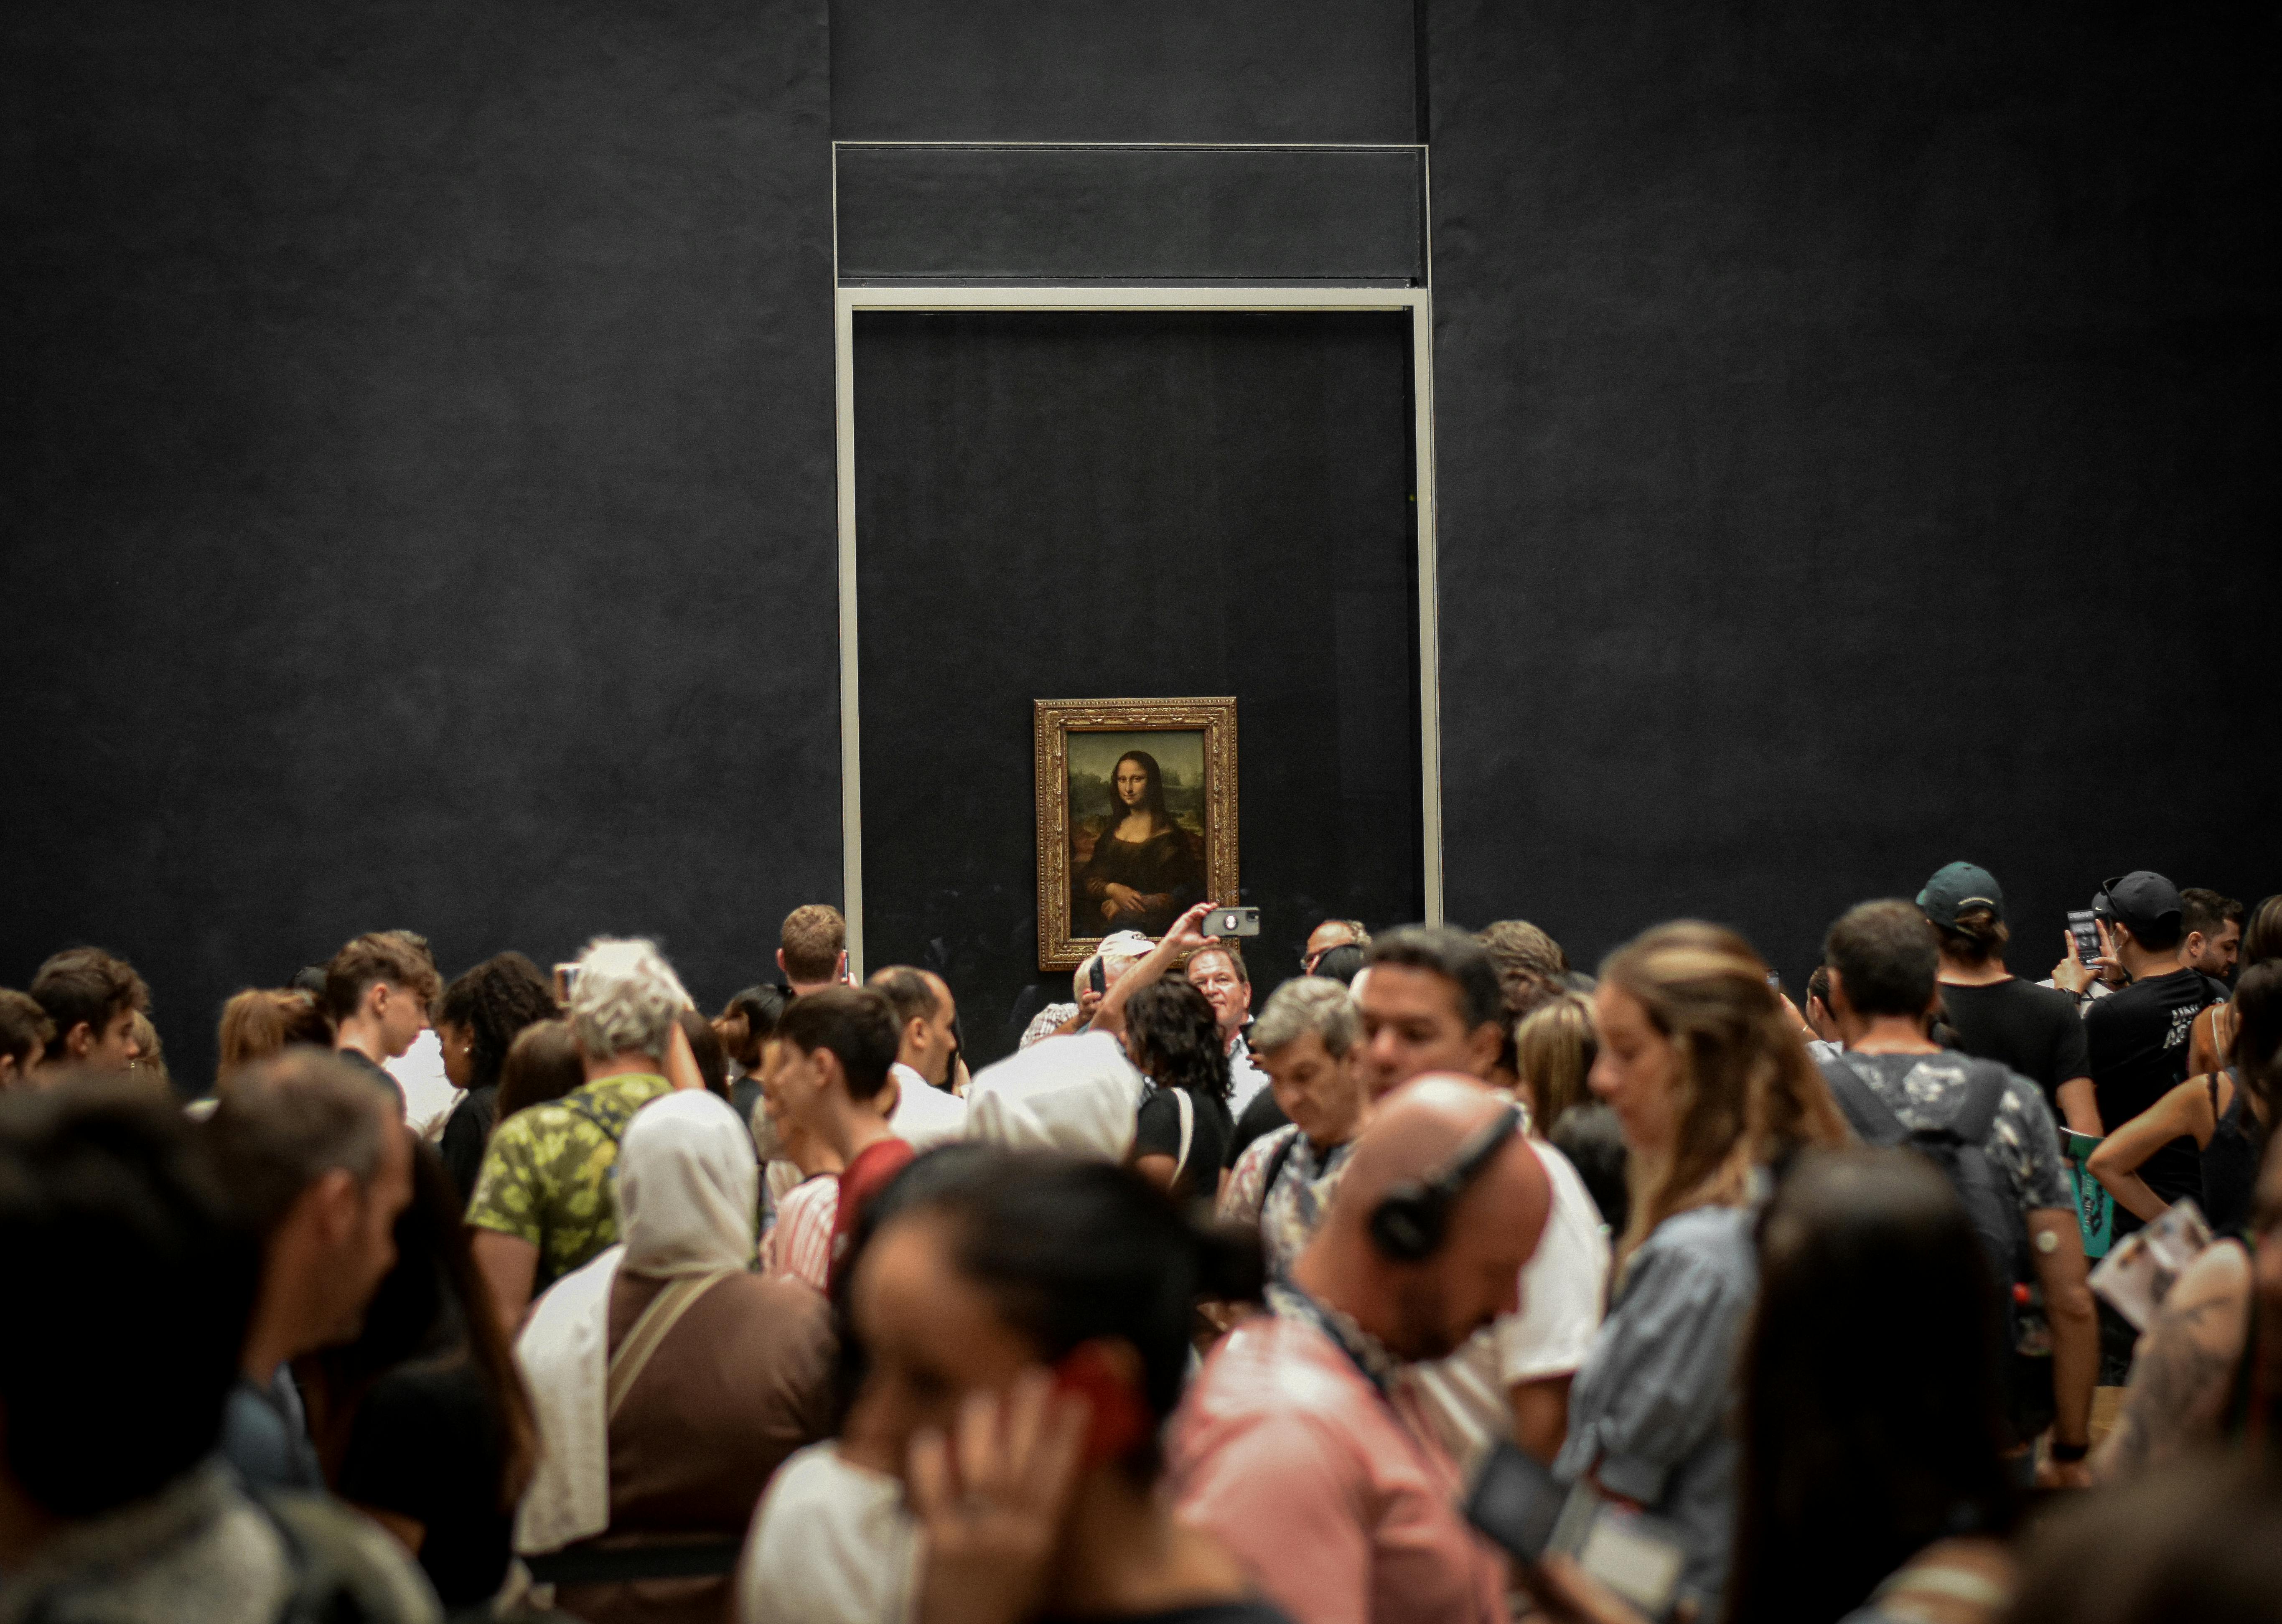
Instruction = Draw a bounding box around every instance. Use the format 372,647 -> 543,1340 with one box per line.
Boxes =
2084,871 -> 2219,1235
1920,862 -> 2097,1133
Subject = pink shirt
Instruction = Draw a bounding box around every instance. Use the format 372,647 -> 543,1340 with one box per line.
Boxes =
761,1174 -> 838,1294
1170,1308 -> 1508,1624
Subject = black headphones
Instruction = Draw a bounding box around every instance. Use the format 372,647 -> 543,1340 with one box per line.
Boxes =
1367,1103 -> 1521,1262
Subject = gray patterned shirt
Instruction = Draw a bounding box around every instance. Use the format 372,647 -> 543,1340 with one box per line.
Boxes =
1825,1051 -> 2074,1215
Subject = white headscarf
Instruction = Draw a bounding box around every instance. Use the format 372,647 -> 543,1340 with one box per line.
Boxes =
515,1090 -> 757,1556
618,1089 -> 759,1277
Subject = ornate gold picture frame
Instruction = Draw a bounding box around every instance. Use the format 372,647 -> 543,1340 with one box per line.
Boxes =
1035,697 -> 1239,971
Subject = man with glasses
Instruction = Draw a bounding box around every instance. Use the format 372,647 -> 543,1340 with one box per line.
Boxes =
1301,917 -> 1370,975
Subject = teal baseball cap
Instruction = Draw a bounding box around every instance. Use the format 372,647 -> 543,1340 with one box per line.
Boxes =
1917,862 -> 2005,929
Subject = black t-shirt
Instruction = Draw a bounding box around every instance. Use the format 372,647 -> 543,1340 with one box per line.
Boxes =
1135,1086 -> 1234,1198
438,1084 -> 498,1208
1225,1085 -> 1291,1168
2085,968 -> 2219,1220
336,1355 -> 514,1609
1939,979 -> 2090,1113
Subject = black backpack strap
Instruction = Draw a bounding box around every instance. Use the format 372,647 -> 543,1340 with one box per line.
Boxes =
1818,1057 -> 1908,1145
1950,1062 -> 2012,1146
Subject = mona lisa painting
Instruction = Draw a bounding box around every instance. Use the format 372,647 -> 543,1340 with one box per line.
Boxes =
1034,697 -> 1238,971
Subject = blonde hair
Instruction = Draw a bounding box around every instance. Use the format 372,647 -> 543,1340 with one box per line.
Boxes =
1600,921 -> 1847,1262
1515,992 -> 1596,1127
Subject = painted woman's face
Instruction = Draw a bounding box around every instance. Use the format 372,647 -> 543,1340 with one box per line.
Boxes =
1116,762 -> 1150,806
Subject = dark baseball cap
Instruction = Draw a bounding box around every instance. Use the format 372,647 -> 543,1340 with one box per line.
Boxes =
1917,862 -> 2005,929
2099,871 -> 2183,938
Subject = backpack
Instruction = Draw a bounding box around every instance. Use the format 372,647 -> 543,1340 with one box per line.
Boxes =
1817,1055 -> 2030,1352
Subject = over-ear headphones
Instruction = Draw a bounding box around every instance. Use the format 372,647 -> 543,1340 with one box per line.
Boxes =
1367,1104 -> 1521,1262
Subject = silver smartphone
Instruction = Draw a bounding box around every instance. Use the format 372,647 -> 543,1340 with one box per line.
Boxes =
1201,906 -> 1260,938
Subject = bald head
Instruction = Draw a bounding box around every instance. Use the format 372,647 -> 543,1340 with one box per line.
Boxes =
869,965 -> 959,1086
1295,1073 -> 1553,1362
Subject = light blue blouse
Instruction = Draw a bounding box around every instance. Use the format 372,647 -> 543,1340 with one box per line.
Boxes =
1553,1203 -> 1757,1618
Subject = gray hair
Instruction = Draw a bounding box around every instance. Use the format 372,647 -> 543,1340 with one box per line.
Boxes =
204,1049 -> 392,1234
569,938 -> 691,1063
1249,976 -> 1361,1060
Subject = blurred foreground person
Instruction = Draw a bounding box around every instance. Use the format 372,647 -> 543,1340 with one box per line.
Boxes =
2007,1456 -> 2282,1624
0,1079 -> 438,1623
743,1148 -> 1277,1624
519,1090 -> 832,1624
300,1139 -> 536,1613
1525,1149 -> 2022,1624
1171,1077 -> 1552,1624
1558,922 -> 1847,1619
206,1050 -> 417,1494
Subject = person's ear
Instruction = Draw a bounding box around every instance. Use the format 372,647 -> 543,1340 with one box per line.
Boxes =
903,1016 -> 926,1055
63,1021 -> 93,1060
1465,1021 -> 1506,1078
303,1168 -> 362,1249
776,949 -> 789,976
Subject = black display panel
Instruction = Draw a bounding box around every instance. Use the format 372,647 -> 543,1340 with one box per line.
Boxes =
852,310 -> 1423,1060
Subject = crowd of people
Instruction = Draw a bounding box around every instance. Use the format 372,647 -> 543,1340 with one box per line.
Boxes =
2,863 -> 2279,1624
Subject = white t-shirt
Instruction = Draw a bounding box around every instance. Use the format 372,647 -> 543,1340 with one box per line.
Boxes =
1225,1033 -> 1269,1119
1403,1137 -> 1612,1477
383,1030 -> 461,1140
738,1441 -> 918,1624
888,1062 -> 968,1151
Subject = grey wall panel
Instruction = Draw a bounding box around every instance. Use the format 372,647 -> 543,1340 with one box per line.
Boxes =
1427,0 -> 2280,984
832,0 -> 1421,144
836,145 -> 1427,284
4,0 -> 840,1087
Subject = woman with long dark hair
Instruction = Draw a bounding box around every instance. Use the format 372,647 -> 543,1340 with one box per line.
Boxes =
1079,750 -> 1205,938
743,1148 -> 1277,1624
1125,978 -> 1234,1201
298,1134 -> 537,1613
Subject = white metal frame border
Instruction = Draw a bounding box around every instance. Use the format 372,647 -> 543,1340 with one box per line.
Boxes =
832,281 -> 1442,976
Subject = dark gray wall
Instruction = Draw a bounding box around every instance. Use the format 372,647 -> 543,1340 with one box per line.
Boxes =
5,1 -> 840,1086
1427,0 -> 2279,985
9,0 -> 2274,1085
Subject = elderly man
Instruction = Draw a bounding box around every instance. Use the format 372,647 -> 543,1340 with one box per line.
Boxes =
1219,977 -> 1372,1278
466,936 -> 693,1330
1186,940 -> 1269,1116
1303,918 -> 1371,975
1172,1077 -> 1550,1624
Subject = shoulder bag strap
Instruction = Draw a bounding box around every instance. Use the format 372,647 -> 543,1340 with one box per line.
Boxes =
606,1270 -> 736,1421
1951,1062 -> 2010,1145
1173,1087 -> 1196,1182
1262,1126 -> 1302,1200
1820,1058 -> 1908,1144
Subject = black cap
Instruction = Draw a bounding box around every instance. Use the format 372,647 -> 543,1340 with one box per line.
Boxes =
1918,862 -> 2005,929
2099,872 -> 2183,938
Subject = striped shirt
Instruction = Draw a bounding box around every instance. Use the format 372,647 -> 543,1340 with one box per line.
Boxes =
762,1174 -> 838,1294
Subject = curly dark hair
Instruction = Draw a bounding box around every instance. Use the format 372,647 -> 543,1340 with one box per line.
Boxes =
1126,979 -> 1230,1101
436,953 -> 558,1093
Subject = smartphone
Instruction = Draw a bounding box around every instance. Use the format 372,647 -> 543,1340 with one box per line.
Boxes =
2066,910 -> 2103,964
1201,906 -> 1260,938
1089,958 -> 1107,997
553,962 -> 581,1003
1467,1443 -> 1688,1619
